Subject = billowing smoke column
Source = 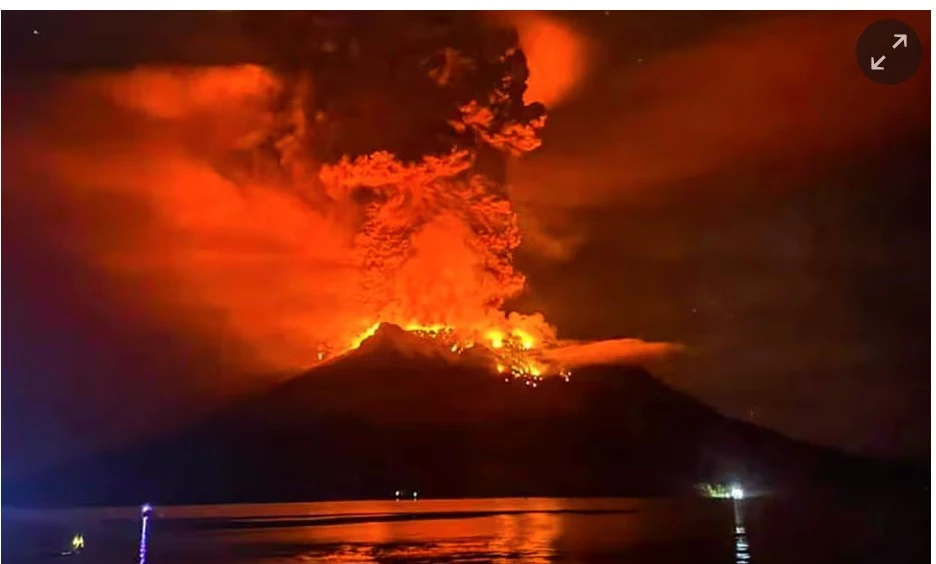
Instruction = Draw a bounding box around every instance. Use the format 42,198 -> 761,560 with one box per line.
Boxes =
9,14 -> 679,379
311,45 -> 555,366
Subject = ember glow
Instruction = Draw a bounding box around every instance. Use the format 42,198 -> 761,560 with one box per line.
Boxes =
11,22 -> 679,382
346,320 -> 553,380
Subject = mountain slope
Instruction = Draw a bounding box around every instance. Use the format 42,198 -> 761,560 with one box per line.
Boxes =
9,325 -> 924,506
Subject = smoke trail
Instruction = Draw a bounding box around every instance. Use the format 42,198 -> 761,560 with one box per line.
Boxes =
546,339 -> 686,369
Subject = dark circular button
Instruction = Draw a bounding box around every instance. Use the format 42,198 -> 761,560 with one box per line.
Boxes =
856,19 -> 922,85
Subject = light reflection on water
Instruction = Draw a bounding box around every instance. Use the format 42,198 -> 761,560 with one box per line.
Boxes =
138,513 -> 150,564
733,499 -> 750,564
213,498 -> 578,563
8,495 -> 926,563
8,497 -> 744,564
284,509 -> 564,563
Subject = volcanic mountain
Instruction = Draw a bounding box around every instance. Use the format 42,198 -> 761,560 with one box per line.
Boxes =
9,324 -> 924,506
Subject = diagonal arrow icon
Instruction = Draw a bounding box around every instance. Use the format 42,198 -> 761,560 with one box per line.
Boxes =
856,21 -> 921,84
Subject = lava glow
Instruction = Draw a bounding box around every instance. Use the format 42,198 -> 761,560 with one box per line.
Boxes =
346,322 -> 553,381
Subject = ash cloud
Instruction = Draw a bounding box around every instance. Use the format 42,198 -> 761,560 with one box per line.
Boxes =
8,65 -> 368,372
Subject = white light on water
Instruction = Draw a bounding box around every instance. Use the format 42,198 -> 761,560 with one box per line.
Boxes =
138,505 -> 152,564
730,485 -> 745,500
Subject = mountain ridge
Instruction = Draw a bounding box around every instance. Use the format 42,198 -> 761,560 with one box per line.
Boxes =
7,324 -> 925,506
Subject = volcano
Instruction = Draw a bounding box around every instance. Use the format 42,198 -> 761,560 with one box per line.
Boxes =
9,324 -> 923,506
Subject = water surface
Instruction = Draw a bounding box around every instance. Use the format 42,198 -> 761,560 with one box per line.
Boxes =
3,496 -> 925,563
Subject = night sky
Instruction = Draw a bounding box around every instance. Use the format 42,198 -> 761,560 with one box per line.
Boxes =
3,11 -> 930,479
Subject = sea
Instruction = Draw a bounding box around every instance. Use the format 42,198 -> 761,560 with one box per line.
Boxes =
2,496 -> 928,564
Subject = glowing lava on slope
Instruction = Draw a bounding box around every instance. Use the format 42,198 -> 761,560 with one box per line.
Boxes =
345,321 -> 559,384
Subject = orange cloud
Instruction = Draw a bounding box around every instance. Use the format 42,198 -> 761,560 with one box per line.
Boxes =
547,338 -> 685,368
8,66 -> 370,373
493,12 -> 591,108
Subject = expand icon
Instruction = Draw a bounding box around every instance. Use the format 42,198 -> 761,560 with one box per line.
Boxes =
856,19 -> 923,85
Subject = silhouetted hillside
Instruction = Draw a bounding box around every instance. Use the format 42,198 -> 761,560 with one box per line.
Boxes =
9,324 -> 925,506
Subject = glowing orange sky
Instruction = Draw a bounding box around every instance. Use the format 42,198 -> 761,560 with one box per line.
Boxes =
13,66 -> 365,370
9,50 -> 672,377
8,12 -> 926,381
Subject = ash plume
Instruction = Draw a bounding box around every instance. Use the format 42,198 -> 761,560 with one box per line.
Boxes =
6,15 -> 681,378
